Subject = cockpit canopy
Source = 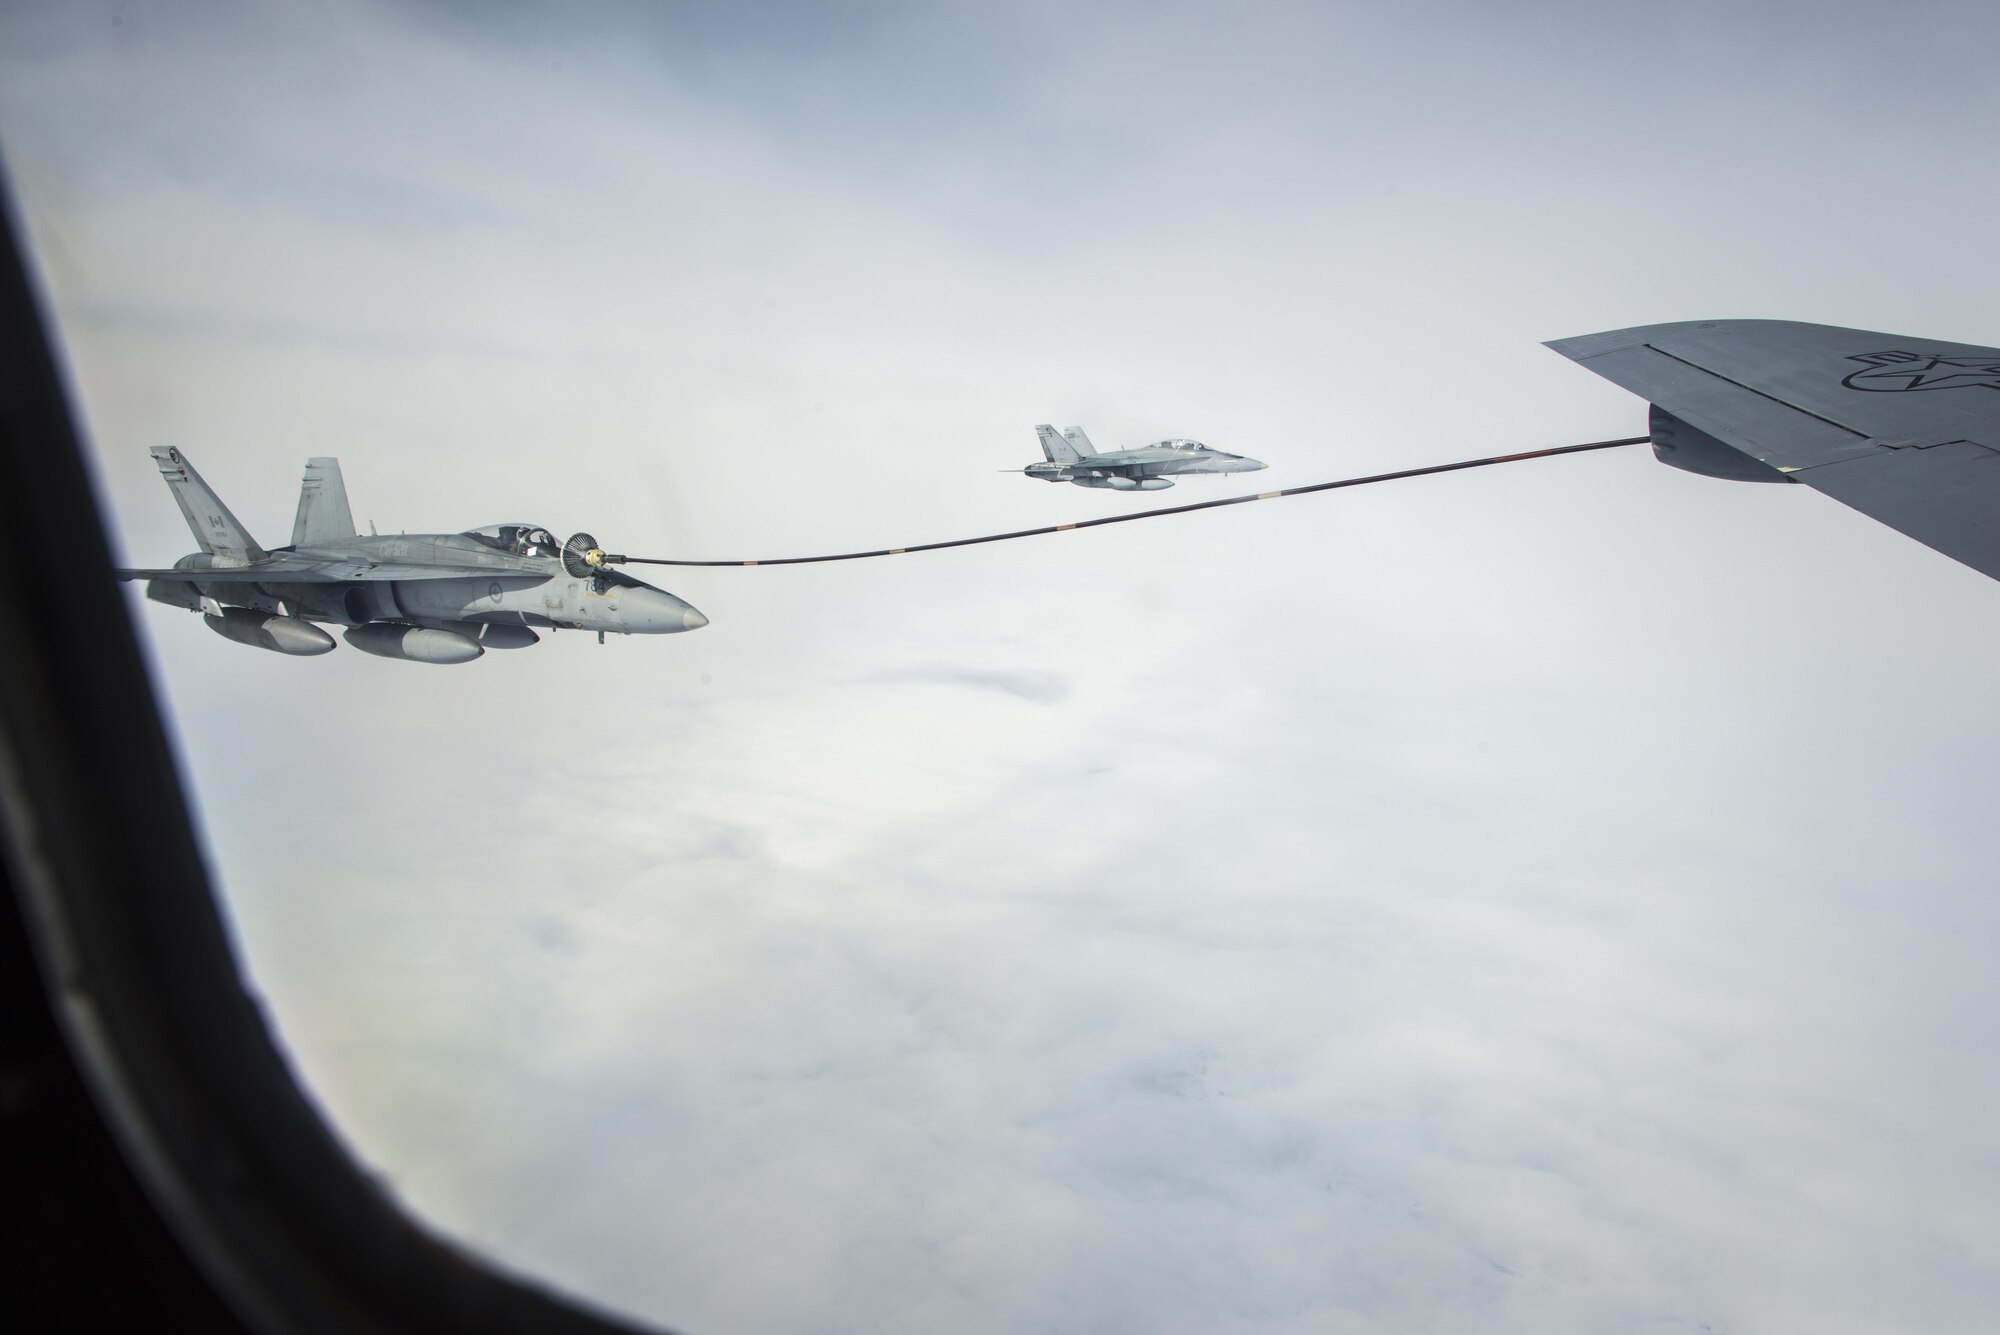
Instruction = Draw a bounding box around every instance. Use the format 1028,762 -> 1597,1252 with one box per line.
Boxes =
463,523 -> 560,558
1152,438 -> 1210,452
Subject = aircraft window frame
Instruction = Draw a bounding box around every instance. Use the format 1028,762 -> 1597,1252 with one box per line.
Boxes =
0,189 -> 655,1335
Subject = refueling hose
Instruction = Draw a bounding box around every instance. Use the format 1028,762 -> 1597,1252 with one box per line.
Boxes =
603,436 -> 1648,569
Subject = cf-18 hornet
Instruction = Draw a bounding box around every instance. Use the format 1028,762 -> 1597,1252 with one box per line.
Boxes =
1018,425 -> 1266,491
118,448 -> 707,664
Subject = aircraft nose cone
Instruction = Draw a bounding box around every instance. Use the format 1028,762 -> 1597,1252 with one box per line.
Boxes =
622,584 -> 709,633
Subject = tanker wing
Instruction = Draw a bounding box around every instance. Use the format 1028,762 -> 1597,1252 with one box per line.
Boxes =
1548,319 -> 2000,584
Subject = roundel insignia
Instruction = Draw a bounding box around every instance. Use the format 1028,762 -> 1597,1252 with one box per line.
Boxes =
1843,350 -> 2000,392
488,581 -> 502,603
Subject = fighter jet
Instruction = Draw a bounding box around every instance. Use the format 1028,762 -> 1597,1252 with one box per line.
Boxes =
117,448 -> 708,663
1018,425 -> 1267,491
1548,319 -> 2000,585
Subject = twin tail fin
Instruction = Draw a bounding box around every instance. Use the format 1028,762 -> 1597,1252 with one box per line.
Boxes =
291,457 -> 356,546
150,446 -> 266,562
150,447 -> 358,558
1036,424 -> 1099,464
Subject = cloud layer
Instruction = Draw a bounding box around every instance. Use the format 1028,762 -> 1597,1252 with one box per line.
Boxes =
7,4 -> 2000,1332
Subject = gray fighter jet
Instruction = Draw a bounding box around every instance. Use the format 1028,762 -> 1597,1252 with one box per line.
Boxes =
1549,320 -> 2000,585
117,448 -> 707,663
1019,425 -> 1266,491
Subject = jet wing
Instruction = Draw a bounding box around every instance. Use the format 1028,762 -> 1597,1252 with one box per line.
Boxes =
1547,319 -> 2000,582
116,557 -> 499,583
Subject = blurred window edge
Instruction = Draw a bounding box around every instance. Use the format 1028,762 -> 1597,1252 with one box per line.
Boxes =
0,174 -> 670,1335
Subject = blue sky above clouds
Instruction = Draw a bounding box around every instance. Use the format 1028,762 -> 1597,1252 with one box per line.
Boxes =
7,2 -> 2000,1331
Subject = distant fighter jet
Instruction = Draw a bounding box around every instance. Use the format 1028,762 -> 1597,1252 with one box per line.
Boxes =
1018,425 -> 1266,491
117,449 -> 708,663
1549,320 -> 2000,585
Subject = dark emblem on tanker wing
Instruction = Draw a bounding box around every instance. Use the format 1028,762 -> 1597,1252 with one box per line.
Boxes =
114,449 -> 708,664
1842,350 -> 2000,393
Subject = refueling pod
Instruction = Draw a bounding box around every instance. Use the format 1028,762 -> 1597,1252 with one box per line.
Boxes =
1648,404 -> 1796,484
203,608 -> 337,656
343,623 -> 483,665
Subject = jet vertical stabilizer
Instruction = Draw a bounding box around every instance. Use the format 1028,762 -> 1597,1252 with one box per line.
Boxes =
1035,424 -> 1083,464
291,457 -> 356,546
1060,426 -> 1097,456
149,446 -> 265,562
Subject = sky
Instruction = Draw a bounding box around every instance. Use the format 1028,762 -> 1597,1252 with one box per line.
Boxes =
6,2 -> 2000,1331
